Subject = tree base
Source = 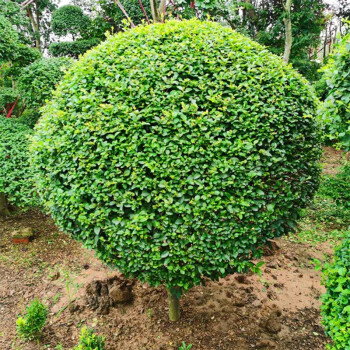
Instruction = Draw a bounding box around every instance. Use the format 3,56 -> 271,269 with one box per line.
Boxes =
167,288 -> 181,322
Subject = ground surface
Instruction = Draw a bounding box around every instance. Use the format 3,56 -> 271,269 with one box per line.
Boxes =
0,147 -> 349,350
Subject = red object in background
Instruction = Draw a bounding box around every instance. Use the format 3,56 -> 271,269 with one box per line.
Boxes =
190,1 -> 195,8
12,237 -> 30,244
6,95 -> 20,118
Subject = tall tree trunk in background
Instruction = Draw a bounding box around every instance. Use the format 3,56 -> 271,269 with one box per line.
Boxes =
27,5 -> 40,50
283,0 -> 292,63
0,193 -> 10,217
150,0 -> 167,22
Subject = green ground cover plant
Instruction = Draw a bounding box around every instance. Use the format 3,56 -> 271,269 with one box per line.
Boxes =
31,19 -> 321,321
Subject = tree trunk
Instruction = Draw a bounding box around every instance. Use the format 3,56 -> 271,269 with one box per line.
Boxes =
159,0 -> 167,21
283,0 -> 292,64
167,288 -> 180,322
149,0 -> 167,22
150,0 -> 160,22
27,7 -> 40,50
0,193 -> 10,217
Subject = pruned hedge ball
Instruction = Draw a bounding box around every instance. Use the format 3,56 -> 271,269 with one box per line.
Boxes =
31,19 -> 321,291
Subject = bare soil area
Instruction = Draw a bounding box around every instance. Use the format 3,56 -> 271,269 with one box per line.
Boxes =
0,147 -> 346,350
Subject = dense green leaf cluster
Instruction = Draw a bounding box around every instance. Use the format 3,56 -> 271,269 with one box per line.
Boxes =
18,57 -> 71,109
51,5 -> 91,37
49,38 -> 100,58
322,234 -> 350,350
318,34 -> 350,150
0,117 -> 38,207
31,20 -> 321,291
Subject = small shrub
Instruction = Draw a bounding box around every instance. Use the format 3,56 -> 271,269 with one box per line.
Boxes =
321,235 -> 350,349
16,298 -> 48,340
73,327 -> 105,350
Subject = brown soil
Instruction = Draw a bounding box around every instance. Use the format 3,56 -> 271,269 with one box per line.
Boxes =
0,147 -> 343,350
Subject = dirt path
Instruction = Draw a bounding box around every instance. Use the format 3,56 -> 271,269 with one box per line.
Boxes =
0,147 -> 347,350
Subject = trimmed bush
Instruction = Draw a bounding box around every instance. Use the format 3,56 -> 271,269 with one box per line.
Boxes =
18,57 -> 71,109
31,20 -> 321,320
49,38 -> 100,58
0,117 -> 38,210
318,34 -> 350,150
321,235 -> 350,350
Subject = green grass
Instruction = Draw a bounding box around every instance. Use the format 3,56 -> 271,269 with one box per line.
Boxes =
288,178 -> 350,246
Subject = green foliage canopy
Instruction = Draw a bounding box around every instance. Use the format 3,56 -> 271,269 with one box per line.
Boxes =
31,20 -> 321,292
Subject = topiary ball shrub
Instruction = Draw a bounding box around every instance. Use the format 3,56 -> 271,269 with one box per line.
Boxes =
31,19 -> 321,320
0,117 -> 38,213
321,235 -> 350,350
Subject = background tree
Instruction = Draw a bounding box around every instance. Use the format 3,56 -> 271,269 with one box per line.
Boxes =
20,0 -> 57,51
283,0 -> 292,63
51,5 -> 91,38
49,5 -> 102,58
98,0 -> 152,31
